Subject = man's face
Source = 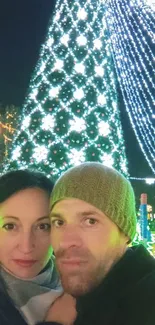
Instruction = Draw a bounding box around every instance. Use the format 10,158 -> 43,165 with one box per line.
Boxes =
50,198 -> 127,297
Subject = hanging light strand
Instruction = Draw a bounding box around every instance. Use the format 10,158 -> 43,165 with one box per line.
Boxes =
105,0 -> 155,173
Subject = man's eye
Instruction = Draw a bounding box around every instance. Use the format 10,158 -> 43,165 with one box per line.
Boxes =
2,223 -> 16,231
38,223 -> 51,231
51,219 -> 64,227
85,218 -> 97,226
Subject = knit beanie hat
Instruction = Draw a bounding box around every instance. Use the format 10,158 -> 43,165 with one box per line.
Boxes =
50,162 -> 137,241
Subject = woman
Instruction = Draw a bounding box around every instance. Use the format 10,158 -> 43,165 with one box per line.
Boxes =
0,169 -> 63,325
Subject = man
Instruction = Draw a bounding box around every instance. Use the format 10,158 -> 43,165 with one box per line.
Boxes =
39,162 -> 155,325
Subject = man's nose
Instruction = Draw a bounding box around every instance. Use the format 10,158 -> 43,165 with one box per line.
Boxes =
59,225 -> 83,250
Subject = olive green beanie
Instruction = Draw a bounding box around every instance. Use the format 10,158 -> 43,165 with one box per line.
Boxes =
50,162 -> 137,241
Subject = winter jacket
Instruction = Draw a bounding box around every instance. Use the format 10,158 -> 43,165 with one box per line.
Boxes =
39,245 -> 155,325
0,276 -> 27,325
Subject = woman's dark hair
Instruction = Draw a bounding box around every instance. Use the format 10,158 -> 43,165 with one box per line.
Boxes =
0,169 -> 54,203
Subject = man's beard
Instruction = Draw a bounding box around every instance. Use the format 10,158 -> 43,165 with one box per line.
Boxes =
55,248 -> 106,297
58,265 -> 104,297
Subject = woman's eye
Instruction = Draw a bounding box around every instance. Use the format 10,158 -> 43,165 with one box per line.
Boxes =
85,218 -> 97,226
51,219 -> 64,227
2,223 -> 16,231
38,223 -> 51,231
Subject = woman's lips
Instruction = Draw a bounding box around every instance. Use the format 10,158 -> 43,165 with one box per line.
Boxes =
12,259 -> 37,267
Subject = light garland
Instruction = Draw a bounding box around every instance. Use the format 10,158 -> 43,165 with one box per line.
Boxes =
105,0 -> 155,173
0,110 -> 17,158
3,0 -> 128,180
130,177 -> 155,185
0,114 -> 15,149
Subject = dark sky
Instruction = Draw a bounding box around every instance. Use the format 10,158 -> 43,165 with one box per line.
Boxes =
0,0 -> 154,208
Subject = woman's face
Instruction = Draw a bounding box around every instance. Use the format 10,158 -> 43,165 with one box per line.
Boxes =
0,188 -> 52,279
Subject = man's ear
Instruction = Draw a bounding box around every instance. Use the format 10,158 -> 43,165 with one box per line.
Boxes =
119,228 -> 130,245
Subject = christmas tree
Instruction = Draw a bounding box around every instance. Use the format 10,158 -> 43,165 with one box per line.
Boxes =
4,0 -> 128,180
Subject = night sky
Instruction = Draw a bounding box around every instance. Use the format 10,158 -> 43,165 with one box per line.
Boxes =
0,0 -> 154,208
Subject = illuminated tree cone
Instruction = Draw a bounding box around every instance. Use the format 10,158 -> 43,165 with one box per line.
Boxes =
5,0 -> 128,180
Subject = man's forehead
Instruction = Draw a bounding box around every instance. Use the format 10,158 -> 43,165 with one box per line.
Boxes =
50,199 -> 105,219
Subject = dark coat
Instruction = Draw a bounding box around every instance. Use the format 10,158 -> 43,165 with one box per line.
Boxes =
0,276 -> 27,325
39,245 -> 155,325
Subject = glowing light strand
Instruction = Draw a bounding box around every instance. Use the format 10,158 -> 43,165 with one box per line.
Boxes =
107,2 -> 155,146
105,0 -> 155,173
130,177 -> 155,184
